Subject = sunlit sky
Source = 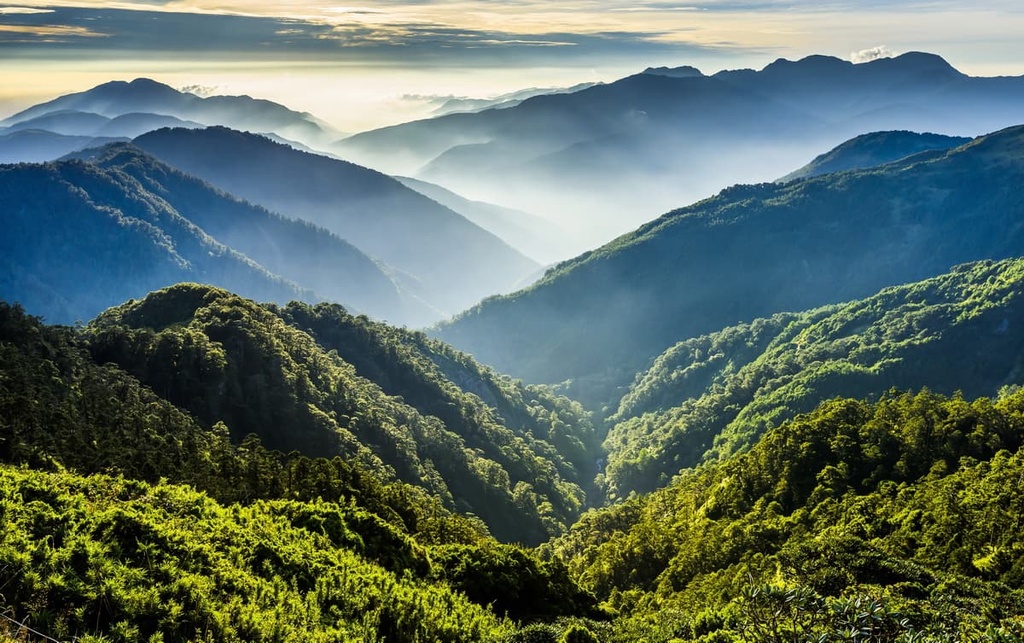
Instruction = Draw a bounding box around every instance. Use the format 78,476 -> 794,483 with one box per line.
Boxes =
2,1 -> 1024,132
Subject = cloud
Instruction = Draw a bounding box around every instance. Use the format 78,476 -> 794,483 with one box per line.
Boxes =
850,45 -> 892,63
179,83 -> 218,96
0,6 -> 53,13
0,6 -> 743,64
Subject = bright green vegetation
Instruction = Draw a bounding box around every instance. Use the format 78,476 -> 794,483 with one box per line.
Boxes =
83,283 -> 597,544
603,257 -> 1024,497
553,389 -> 1024,641
0,297 -> 605,642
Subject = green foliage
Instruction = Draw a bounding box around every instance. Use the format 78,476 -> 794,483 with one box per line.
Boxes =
84,284 -> 594,543
555,389 -> 1024,641
0,465 -> 515,643
603,257 -> 1024,497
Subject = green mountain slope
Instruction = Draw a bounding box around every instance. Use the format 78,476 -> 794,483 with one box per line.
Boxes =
552,389 -> 1024,641
602,257 -> 1024,497
437,125 -> 1024,411
84,284 -> 595,543
779,130 -> 971,181
0,297 -> 605,641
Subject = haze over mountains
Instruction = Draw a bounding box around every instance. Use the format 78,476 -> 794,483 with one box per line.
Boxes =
131,126 -> 539,316
0,78 -> 341,149
338,52 -> 1024,249
437,125 -> 1024,408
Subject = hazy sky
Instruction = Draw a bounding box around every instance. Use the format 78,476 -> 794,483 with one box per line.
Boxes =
2,1 -> 1024,132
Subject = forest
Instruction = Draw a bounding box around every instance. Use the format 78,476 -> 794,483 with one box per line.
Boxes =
4,270 -> 1024,640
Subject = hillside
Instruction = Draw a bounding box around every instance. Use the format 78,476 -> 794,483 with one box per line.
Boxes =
436,125 -> 1024,411
0,300 -> 603,642
779,130 -> 971,181
603,257 -> 1024,496
133,126 -> 540,316
0,158 -> 306,324
552,388 -> 1024,641
0,145 -> 436,325
75,142 -> 432,324
337,52 -> 1024,247
84,284 -> 597,543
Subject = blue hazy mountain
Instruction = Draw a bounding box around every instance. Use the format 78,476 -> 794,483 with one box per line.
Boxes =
0,78 -> 341,151
132,126 -> 540,317
0,158 -> 307,323
337,52 -> 1024,249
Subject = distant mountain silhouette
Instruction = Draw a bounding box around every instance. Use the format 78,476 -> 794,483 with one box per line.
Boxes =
779,130 -> 971,181
65,143 -> 431,324
435,125 -> 1024,411
1,78 -> 340,150
0,129 -> 125,164
133,126 -> 540,316
338,52 -> 1024,249
395,176 -> 572,264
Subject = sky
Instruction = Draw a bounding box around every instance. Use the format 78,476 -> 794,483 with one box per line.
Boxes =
2,1 -> 1024,133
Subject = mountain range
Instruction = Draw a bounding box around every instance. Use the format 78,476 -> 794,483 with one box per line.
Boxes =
436,125 -> 1024,411
0,77 -> 340,149
7,54 -> 1024,643
131,126 -> 540,316
337,52 -> 1024,249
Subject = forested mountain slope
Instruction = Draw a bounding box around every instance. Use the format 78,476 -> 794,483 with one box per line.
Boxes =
553,388 -> 1024,641
437,125 -> 1024,412
0,158 -> 306,324
74,142 -> 431,324
0,301 -> 603,642
133,126 -> 539,317
602,257 -> 1024,496
83,284 -> 596,543
778,130 -> 971,181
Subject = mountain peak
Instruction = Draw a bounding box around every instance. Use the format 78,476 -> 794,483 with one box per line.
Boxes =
864,51 -> 964,78
642,65 -> 704,79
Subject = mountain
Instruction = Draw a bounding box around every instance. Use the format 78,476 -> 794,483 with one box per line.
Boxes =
0,77 -> 340,150
430,82 -> 599,116
0,109 -> 204,140
0,129 -> 124,164
779,130 -> 971,181
83,283 -> 598,543
395,176 -> 573,263
68,142 -> 430,324
337,52 -> 1024,249
602,257 -> 1024,496
552,387 -> 1024,641
0,300 -> 601,642
132,126 -> 540,316
0,157 -> 307,323
435,125 -> 1024,411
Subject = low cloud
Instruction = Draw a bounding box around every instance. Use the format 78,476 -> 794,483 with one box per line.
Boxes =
850,45 -> 892,63
179,84 -> 218,97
